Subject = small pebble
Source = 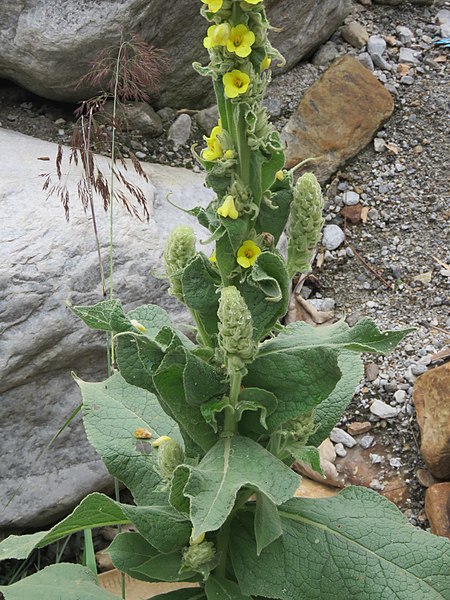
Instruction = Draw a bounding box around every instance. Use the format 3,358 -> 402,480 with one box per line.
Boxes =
359,434 -> 375,449
411,363 -> 428,376
370,454 -> 384,465
330,427 -> 357,448
370,399 -> 399,419
389,458 -> 402,469
393,389 -> 407,403
335,443 -> 347,457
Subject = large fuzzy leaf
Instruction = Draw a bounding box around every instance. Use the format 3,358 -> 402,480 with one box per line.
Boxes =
245,319 -> 412,429
231,487 -> 450,600
0,564 -> 118,600
76,373 -> 181,505
108,532 -> 195,583
205,576 -> 252,599
176,436 -> 299,538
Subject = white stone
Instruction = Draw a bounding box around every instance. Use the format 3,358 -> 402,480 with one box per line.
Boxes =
370,399 -> 399,419
168,114 -> 192,148
367,35 -> 386,56
334,443 -> 347,457
322,225 -> 345,250
396,26 -> 413,45
0,128 -> 214,528
394,389 -> 407,403
343,191 -> 360,205
330,427 -> 357,448
399,47 -> 420,64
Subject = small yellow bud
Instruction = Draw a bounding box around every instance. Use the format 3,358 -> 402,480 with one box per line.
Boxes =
260,55 -> 272,72
152,435 -> 172,448
209,250 -> 217,263
224,149 -> 235,159
130,319 -> 146,332
275,170 -> 285,182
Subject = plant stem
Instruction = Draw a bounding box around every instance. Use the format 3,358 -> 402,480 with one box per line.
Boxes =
214,517 -> 231,579
223,368 -> 242,435
191,309 -> 213,347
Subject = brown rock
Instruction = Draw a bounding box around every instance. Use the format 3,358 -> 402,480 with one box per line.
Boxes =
347,421 -> 372,435
282,56 -> 394,182
425,483 -> 450,539
416,468 -> 439,489
365,361 -> 380,381
295,477 -> 340,499
413,363 -> 450,479
341,21 -> 369,49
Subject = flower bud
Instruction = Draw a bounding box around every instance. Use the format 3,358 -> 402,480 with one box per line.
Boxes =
285,411 -> 317,446
218,286 -> 257,368
287,173 -> 324,277
182,540 -> 216,573
155,437 -> 184,480
163,226 -> 196,301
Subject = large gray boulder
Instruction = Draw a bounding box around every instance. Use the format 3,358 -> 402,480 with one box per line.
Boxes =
0,0 -> 350,108
0,128 -> 214,529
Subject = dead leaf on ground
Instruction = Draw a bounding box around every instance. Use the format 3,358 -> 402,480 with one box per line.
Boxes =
361,206 -> 370,224
286,294 -> 335,326
413,271 -> 432,285
385,142 -> 400,155
341,203 -> 363,224
98,571 -> 199,599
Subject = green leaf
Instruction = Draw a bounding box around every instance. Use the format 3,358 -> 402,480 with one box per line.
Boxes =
231,487 -> 450,600
181,436 -> 299,537
122,505 -> 191,554
256,187 -> 292,245
309,351 -> 364,446
126,304 -> 177,340
221,215 -> 249,252
254,493 -> 283,556
200,398 -> 229,433
181,254 -> 221,337
287,446 -> 323,476
237,388 -> 278,433
170,466 -> 191,516
0,493 -> 129,562
240,252 -> 289,339
0,563 -> 118,600
153,351 -> 218,453
205,576 -> 252,599
183,353 -> 227,407
109,532 -> 195,583
215,232 -> 238,282
267,318 -> 414,355
76,373 -> 181,505
68,299 -> 130,332
261,149 -> 285,195
116,334 -> 164,393
245,347 -> 342,431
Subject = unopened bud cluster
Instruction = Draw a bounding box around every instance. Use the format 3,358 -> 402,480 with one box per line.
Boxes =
163,226 -> 196,301
218,286 -> 257,368
287,173 -> 324,277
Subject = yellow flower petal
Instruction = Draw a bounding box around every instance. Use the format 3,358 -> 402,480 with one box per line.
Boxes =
237,240 -> 262,268
217,195 -> 239,220
276,170 -> 285,181
130,319 -> 146,332
209,250 -> 217,263
243,0 -> 263,4
201,0 -> 223,12
223,70 -> 251,99
204,23 -> 231,49
227,24 -> 255,58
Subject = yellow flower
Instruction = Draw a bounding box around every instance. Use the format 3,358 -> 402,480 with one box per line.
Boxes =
201,0 -> 223,12
243,0 -> 263,4
204,23 -> 231,49
223,70 -> 251,99
237,240 -> 262,268
226,24 -> 255,58
217,195 -> 239,220
260,55 -> 272,72
275,170 -> 285,181
202,124 -> 223,161
209,250 -> 217,263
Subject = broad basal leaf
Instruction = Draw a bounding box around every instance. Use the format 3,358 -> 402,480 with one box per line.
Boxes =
0,493 -> 129,562
151,590 -> 205,600
0,564 -> 118,600
231,487 -> 450,600
205,576 -> 252,599
76,373 -> 181,505
180,436 -> 299,538
183,352 -> 227,407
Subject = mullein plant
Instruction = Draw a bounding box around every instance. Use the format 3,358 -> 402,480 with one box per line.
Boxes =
1,1 -> 448,598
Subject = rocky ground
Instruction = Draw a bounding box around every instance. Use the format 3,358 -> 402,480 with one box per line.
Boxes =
0,0 -> 448,544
